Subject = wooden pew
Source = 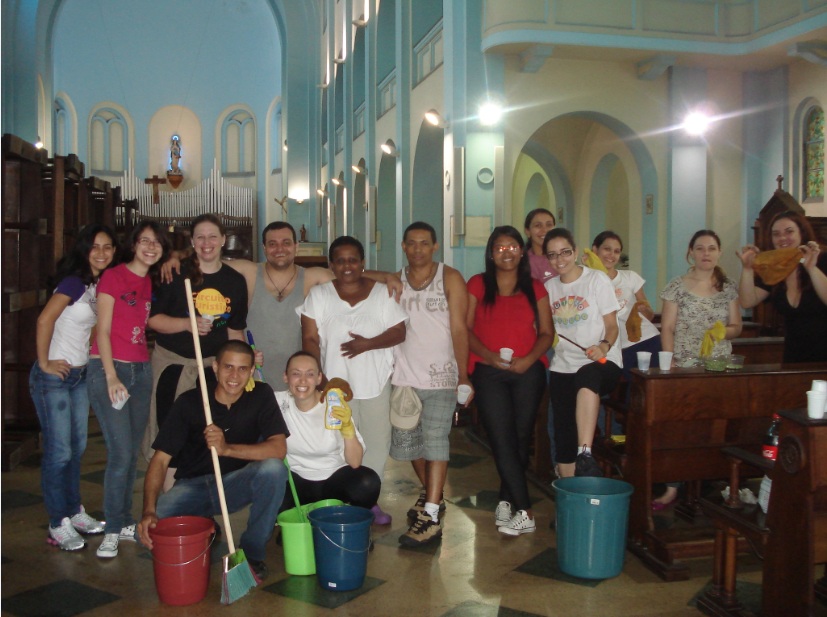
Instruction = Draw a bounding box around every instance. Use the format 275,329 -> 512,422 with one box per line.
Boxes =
698,409 -> 827,616
731,337 -> 784,365
624,363 -> 826,581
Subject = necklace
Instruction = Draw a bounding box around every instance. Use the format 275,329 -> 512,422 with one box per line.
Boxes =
264,264 -> 298,302
405,263 -> 436,291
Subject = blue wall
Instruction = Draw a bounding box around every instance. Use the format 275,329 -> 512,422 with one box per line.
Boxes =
52,0 -> 281,180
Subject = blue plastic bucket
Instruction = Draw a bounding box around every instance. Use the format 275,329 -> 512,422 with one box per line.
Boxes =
552,477 -> 634,579
307,505 -> 373,591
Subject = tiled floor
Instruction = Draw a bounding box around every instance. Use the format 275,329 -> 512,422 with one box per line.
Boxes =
0,419 -> 784,616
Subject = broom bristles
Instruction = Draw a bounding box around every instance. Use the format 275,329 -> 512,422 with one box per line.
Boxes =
220,549 -> 258,605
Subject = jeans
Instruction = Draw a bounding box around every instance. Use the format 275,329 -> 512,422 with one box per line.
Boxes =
87,358 -> 152,533
472,361 -> 547,511
157,459 -> 287,562
29,363 -> 90,527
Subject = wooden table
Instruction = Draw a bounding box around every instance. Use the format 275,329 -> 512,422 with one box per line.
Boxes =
624,363 -> 827,580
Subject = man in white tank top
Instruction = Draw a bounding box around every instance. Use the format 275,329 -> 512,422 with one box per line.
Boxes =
392,222 -> 472,547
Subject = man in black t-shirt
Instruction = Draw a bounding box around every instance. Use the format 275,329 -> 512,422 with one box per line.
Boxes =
137,340 -> 288,579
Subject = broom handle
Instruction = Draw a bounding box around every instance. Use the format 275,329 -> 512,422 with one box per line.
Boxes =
184,279 -> 237,554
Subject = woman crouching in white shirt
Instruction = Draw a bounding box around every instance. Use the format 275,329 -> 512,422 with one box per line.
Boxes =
276,351 -> 380,510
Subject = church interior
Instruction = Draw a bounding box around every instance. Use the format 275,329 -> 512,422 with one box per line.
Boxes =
2,0 -> 827,615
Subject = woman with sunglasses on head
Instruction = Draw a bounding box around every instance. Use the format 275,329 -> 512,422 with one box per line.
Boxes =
737,211 -> 827,363
30,224 -> 117,551
88,221 -> 171,559
544,229 -> 622,479
467,226 -> 553,536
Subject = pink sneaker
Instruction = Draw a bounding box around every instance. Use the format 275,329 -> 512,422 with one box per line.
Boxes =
370,504 -> 392,525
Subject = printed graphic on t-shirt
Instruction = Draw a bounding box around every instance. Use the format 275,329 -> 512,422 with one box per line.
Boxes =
401,279 -> 447,314
194,288 -> 232,326
428,361 -> 457,388
614,287 -> 628,311
551,295 -> 592,328
131,326 -> 145,345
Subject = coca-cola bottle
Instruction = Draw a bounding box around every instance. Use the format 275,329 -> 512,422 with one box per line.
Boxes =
759,414 -> 781,513
762,413 -> 781,461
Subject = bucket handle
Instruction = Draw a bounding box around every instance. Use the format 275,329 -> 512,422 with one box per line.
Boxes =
150,532 -> 216,567
315,527 -> 370,554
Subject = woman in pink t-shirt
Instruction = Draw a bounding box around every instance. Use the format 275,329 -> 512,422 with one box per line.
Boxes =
467,226 -> 553,537
87,221 -> 171,559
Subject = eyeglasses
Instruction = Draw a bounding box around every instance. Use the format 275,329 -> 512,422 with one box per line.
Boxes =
138,237 -> 161,247
493,245 -> 521,254
546,248 -> 574,261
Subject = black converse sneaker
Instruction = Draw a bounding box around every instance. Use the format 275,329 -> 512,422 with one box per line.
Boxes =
575,447 -> 603,477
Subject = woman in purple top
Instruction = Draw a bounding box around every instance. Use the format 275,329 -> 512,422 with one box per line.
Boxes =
524,208 -> 558,284
30,224 -> 117,551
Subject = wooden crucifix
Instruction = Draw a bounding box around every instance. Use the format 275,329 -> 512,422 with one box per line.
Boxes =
145,175 -> 167,204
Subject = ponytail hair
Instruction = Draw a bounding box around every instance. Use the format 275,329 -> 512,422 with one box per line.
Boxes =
686,229 -> 725,292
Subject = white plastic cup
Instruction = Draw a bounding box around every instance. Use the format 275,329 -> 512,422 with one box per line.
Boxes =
812,379 -> 827,393
636,351 -> 652,371
499,348 -> 514,362
112,391 -> 130,410
658,351 -> 673,371
807,390 -> 827,419
457,384 -> 472,405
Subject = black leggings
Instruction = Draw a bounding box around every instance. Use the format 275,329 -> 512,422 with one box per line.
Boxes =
471,361 -> 547,511
280,465 -> 381,512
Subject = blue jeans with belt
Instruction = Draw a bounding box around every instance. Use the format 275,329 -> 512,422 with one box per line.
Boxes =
29,363 -> 90,528
87,358 -> 152,533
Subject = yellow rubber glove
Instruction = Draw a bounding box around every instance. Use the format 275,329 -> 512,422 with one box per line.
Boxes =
582,248 -> 608,273
330,402 -> 355,439
244,376 -> 256,392
700,320 -> 726,357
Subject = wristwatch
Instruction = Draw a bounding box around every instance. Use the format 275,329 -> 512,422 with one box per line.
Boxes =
599,339 -> 612,349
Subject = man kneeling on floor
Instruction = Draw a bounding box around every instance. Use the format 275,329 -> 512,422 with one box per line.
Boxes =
137,340 -> 289,580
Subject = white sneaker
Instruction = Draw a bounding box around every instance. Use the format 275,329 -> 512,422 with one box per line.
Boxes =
499,510 -> 537,536
118,524 -> 136,542
495,501 -> 513,527
96,533 -> 119,558
70,506 -> 104,534
48,517 -> 86,551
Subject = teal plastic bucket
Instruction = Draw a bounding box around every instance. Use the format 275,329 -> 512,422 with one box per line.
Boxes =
552,477 -> 634,579
277,498 -> 344,575
307,505 -> 373,591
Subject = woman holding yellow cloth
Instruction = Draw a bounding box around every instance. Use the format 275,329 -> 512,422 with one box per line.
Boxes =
660,230 -> 742,368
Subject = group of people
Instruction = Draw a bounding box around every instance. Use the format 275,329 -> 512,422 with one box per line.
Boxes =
30,207 -> 826,572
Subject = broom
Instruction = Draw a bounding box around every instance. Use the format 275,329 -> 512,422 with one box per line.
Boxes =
184,279 -> 258,604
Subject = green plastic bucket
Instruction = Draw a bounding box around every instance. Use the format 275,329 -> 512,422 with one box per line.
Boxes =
552,477 -> 633,579
277,499 -> 344,575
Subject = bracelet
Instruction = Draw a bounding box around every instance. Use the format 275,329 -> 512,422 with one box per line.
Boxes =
598,339 -> 612,350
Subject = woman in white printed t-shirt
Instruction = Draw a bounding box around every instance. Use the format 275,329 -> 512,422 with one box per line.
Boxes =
276,351 -> 380,511
544,228 -> 622,479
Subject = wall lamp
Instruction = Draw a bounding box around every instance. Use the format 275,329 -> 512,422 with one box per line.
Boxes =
34,136 -> 43,149
352,16 -> 367,27
381,141 -> 399,157
424,109 -> 448,128
334,53 -> 345,64
317,188 -> 328,197
331,177 -> 342,187
282,140 -> 288,152
682,111 -> 711,136
352,164 -> 366,174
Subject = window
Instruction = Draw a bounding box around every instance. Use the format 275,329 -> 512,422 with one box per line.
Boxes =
354,104 -> 365,139
53,98 -> 72,156
378,71 -> 396,118
804,106 -> 824,200
90,108 -> 127,175
413,20 -> 443,86
222,110 -> 256,176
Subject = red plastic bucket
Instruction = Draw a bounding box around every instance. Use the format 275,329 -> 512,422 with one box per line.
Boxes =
149,516 -> 215,606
